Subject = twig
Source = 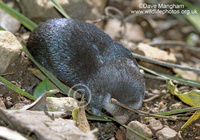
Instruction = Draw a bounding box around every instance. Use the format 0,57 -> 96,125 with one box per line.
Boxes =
186,46 -> 200,53
104,6 -> 124,20
124,13 -> 143,22
143,94 -> 160,102
148,40 -> 187,47
91,15 -> 108,24
0,72 -> 13,76
144,73 -> 187,86
110,98 -> 177,121
144,73 -> 167,81
148,40 -> 200,53
132,53 -> 200,74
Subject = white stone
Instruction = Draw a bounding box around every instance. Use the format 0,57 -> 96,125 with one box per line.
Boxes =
149,119 -> 163,133
135,43 -> 177,63
46,97 -> 78,112
0,31 -> 22,73
156,127 -> 177,140
126,121 -> 153,140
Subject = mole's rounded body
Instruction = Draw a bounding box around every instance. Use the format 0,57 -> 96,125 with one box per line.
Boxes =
27,18 -> 145,123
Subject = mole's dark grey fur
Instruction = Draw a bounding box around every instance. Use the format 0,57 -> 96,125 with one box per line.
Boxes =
27,18 -> 145,123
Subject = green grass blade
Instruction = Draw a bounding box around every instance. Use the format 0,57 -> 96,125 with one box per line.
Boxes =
176,0 -> 200,33
185,14 -> 200,33
176,0 -> 200,11
0,26 -> 5,30
22,44 -> 71,95
0,2 -> 38,31
0,76 -> 36,100
139,65 -> 200,88
50,0 -> 71,19
155,106 -> 200,115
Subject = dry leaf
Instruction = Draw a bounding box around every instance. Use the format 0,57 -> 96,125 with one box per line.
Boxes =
77,96 -> 90,133
167,79 -> 200,129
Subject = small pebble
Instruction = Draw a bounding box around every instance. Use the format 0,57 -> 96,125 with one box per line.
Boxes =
156,126 -> 177,140
149,119 -> 163,133
126,121 -> 153,140
169,102 -> 183,110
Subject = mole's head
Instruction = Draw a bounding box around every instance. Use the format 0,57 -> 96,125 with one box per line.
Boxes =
88,58 -> 145,123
